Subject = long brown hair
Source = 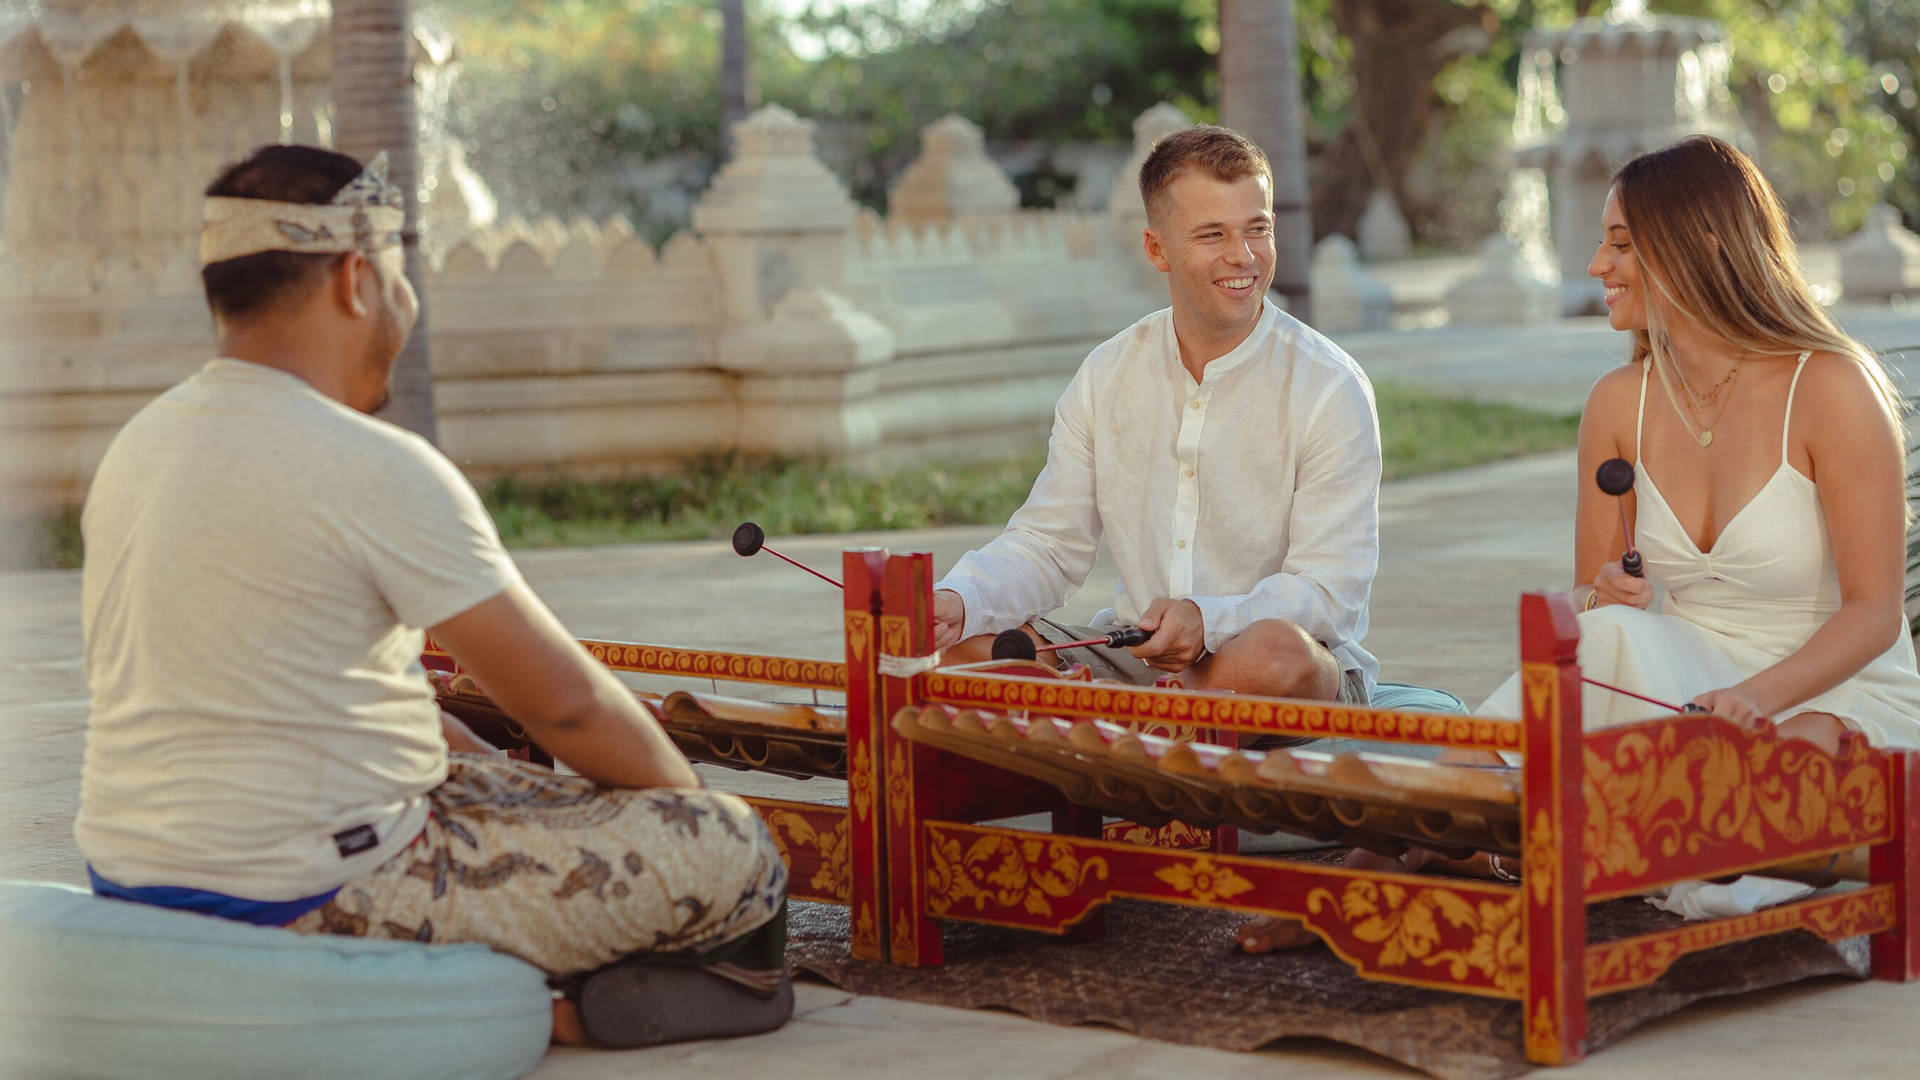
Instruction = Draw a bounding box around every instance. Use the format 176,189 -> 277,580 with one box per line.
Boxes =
1612,135 -> 1906,436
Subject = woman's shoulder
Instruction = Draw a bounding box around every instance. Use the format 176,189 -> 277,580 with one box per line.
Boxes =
1789,349 -> 1897,417
1583,360 -> 1646,414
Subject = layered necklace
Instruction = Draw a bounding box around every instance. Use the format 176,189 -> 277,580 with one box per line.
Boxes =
1653,345 -> 1746,448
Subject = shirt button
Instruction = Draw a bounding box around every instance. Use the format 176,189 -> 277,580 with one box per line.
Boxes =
1184,467 -> 1195,478
1190,401 -> 1202,410
1177,539 -> 1188,549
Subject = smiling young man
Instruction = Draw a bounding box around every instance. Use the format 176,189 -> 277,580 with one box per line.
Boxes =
931,125 -> 1382,705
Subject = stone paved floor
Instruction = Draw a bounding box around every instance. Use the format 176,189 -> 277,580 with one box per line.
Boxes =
6,451 -> 1918,1076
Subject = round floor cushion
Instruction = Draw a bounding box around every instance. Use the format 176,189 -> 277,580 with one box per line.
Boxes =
0,880 -> 551,1080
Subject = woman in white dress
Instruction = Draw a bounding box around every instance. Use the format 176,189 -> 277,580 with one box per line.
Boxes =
1478,135 -> 1920,753
1240,136 -> 1918,952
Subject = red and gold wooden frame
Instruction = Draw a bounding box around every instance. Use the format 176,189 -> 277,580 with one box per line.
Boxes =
423,548 -> 1919,1067
860,554 -> 1918,1067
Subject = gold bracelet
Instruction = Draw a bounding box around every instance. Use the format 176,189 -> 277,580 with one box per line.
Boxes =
1582,590 -> 1600,612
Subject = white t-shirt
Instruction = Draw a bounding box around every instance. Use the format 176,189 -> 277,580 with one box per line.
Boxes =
936,301 -> 1382,691
75,359 -> 522,901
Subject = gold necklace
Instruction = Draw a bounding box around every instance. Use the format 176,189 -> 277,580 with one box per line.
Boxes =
1653,353 -> 1728,447
1671,350 -> 1745,415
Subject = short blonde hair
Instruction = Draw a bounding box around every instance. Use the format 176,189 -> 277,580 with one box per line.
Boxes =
1138,125 -> 1271,225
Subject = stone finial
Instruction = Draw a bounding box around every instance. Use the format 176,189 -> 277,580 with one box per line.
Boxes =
1444,235 -> 1560,326
1357,190 -> 1411,262
692,105 -> 859,235
1310,235 -> 1392,333
1108,103 -> 1195,220
887,114 -> 1020,224
1838,204 -> 1920,303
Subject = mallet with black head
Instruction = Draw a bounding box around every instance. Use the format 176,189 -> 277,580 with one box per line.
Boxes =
731,522 -> 843,589
990,626 -> 1151,661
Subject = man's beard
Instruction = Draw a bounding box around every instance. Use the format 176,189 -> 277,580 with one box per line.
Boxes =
362,295 -> 406,416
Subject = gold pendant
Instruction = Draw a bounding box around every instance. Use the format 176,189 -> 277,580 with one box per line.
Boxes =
1698,429 -> 1713,448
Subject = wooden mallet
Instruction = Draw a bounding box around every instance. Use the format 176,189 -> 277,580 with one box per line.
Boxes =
992,626 -> 1151,661
731,522 -> 843,589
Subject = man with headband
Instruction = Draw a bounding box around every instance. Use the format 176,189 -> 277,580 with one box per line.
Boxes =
74,145 -> 791,1048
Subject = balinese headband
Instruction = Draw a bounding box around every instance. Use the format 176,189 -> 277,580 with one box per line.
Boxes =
200,151 -> 404,265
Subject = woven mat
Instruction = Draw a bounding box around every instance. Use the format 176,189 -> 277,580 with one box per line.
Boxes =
788,891 -> 1868,1080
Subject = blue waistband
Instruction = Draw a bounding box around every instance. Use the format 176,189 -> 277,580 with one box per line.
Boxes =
88,866 -> 339,926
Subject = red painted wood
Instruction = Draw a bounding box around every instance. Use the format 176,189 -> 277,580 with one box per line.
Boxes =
880,551 -> 945,967
1583,715 -> 1898,900
1519,591 -> 1587,1065
843,548 -> 890,961
747,799 -> 853,905
921,821 -> 1522,997
918,670 -> 1522,752
1872,751 -> 1920,980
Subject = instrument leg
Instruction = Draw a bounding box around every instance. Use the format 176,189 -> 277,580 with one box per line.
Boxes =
1052,806 -> 1107,941
1873,752 -> 1920,980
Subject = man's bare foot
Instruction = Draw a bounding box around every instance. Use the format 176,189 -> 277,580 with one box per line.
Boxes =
551,998 -> 591,1046
1238,916 -> 1318,954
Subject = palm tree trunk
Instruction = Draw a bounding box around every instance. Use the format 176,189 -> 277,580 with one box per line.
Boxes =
331,0 -> 438,443
719,0 -> 755,154
1218,0 -> 1314,326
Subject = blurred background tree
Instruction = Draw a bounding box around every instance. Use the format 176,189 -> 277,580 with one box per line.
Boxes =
422,0 -> 1916,249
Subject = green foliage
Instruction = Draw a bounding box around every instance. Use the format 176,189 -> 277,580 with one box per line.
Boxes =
477,383 -> 1579,552
33,505 -> 84,570
1374,380 -> 1581,481
1661,0 -> 1918,237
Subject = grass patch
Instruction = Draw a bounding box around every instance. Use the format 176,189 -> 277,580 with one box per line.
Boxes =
28,382 -> 1578,565
1375,379 -> 1581,481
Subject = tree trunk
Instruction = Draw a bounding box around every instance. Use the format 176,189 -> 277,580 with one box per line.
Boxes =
1219,0 -> 1316,326
1311,0 -> 1492,244
331,0 -> 438,444
719,0 -> 755,154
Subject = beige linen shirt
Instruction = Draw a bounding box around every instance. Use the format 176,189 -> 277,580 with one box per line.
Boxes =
936,301 -> 1382,691
76,360 -> 522,900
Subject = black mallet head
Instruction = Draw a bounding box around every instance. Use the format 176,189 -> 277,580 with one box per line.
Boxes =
731,521 -> 765,558
1596,458 -> 1636,497
991,629 -> 1040,661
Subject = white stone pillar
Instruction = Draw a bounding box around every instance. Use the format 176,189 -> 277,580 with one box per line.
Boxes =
1444,235 -> 1560,326
1838,205 -> 1920,304
1310,236 -> 1392,333
689,105 -> 896,461
888,114 -> 1019,224
1106,103 -> 1195,228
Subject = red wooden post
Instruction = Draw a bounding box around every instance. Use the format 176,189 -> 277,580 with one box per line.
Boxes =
1872,750 -> 1920,980
879,551 -> 945,966
1519,591 -> 1587,1065
1051,804 -> 1108,941
842,549 -> 890,962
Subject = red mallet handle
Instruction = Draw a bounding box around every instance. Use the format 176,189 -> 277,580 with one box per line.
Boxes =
731,522 -> 843,590
1580,675 -> 1703,713
1595,458 -> 1644,578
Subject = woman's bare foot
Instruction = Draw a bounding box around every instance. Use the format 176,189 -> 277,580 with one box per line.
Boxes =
1777,711 -> 1852,756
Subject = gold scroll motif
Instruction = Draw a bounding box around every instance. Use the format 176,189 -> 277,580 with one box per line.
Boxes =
1104,819 -> 1215,849
1152,855 -> 1256,904
582,640 -> 844,689
759,808 -> 851,902
925,832 -> 1111,919
855,902 -> 877,945
851,741 -> 875,824
1583,722 -> 1890,892
892,908 -> 915,955
1304,879 -> 1526,994
919,673 -> 1521,751
844,612 -> 872,664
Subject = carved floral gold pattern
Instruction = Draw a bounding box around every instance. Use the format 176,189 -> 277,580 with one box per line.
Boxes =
925,830 -> 1111,919
1153,855 -> 1255,904
1586,886 -> 1896,994
758,807 -> 851,902
851,741 -> 875,823
1525,998 -> 1561,1061
1304,879 -> 1525,993
1103,819 -> 1214,850
888,741 -> 912,828
1582,721 -> 1890,891
1523,809 -> 1555,905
